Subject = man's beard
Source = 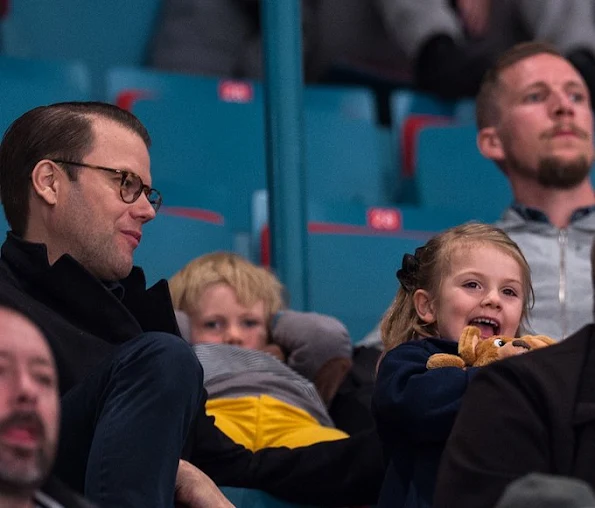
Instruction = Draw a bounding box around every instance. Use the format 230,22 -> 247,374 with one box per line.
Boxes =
0,411 -> 53,496
512,154 -> 592,189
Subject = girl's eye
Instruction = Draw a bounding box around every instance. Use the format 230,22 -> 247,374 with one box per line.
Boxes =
463,281 -> 479,289
570,91 -> 586,103
502,288 -> 518,297
242,319 -> 261,328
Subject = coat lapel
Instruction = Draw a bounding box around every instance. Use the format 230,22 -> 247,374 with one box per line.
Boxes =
571,327 -> 595,483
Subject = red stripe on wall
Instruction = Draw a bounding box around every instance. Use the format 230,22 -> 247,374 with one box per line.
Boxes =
160,206 -> 225,225
308,221 -> 434,240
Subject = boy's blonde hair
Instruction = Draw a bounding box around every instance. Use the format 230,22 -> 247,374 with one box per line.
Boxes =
169,252 -> 286,326
380,223 -> 534,351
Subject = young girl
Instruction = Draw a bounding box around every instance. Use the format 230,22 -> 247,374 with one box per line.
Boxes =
169,252 -> 355,450
372,222 -> 537,508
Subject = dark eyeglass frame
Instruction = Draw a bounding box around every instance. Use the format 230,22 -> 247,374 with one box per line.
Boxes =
51,159 -> 162,212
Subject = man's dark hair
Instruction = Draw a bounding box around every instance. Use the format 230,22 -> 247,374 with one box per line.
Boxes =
476,41 -> 563,129
0,101 -> 151,236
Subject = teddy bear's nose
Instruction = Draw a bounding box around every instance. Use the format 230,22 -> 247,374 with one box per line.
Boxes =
512,339 -> 531,350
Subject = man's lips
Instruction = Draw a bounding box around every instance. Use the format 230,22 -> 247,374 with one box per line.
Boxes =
543,125 -> 589,140
0,412 -> 44,451
121,230 -> 142,247
552,131 -> 579,138
0,426 -> 41,449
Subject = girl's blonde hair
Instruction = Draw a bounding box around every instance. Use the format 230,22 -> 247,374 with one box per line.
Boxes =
169,252 -> 286,326
380,222 -> 534,352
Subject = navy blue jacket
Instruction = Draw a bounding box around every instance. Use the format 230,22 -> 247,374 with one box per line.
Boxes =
372,338 -> 479,508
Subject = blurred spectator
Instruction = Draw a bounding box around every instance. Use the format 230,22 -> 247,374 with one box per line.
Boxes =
150,0 -> 595,103
0,303 -> 94,508
149,0 -> 411,89
377,0 -> 595,100
150,0 -> 323,81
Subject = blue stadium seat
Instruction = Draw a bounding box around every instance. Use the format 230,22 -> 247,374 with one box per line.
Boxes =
0,55 -> 91,134
414,124 -> 512,223
108,68 -> 266,234
390,89 -> 475,138
303,84 -> 376,122
390,90 -> 455,133
304,111 -> 395,205
106,66 -> 376,121
131,87 -> 266,233
389,89 -> 475,202
1,0 -> 162,96
106,67 -> 387,233
134,207 -> 233,285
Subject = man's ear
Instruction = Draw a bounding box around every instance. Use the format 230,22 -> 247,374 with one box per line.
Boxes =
413,289 -> 436,324
30,160 -> 60,206
477,127 -> 504,163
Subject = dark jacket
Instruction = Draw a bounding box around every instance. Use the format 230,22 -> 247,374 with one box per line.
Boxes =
372,338 -> 479,508
434,324 -> 595,508
0,233 -> 383,507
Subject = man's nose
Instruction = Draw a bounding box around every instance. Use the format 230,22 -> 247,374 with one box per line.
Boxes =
550,91 -> 576,118
130,193 -> 157,223
14,370 -> 39,406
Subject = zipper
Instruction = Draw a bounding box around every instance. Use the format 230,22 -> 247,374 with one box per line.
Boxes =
558,228 -> 568,339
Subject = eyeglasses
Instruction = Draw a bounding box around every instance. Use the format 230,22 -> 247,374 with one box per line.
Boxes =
51,159 -> 162,212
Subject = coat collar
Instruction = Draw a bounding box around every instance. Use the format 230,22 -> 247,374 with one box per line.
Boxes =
568,325 -> 595,481
0,232 -> 179,343
572,324 -> 595,422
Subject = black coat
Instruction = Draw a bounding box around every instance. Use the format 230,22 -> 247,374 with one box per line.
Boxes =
434,324 -> 595,508
0,233 -> 383,507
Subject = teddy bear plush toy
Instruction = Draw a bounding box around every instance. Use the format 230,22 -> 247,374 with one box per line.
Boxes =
426,325 -> 556,369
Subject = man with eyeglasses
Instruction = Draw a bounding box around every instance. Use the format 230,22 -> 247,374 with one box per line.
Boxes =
0,102 -> 383,508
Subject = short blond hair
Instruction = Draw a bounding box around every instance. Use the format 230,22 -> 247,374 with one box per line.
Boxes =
169,252 -> 286,325
381,223 -> 534,351
476,41 -> 562,129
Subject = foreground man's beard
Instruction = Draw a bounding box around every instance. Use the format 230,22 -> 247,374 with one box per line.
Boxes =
0,411 -> 52,495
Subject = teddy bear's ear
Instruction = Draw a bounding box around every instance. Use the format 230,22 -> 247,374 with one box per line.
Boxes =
520,334 -> 556,349
458,326 -> 481,365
